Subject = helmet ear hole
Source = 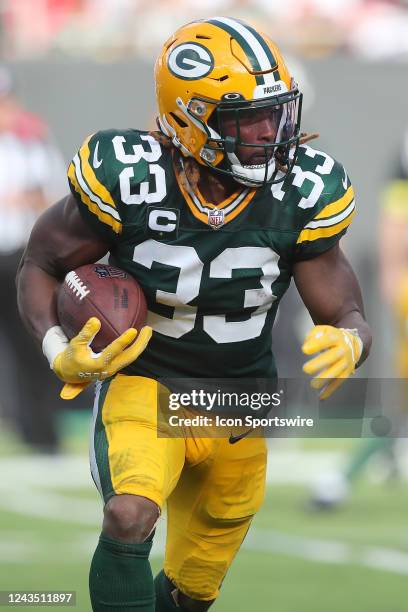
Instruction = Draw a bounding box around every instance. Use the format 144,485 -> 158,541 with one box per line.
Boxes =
170,112 -> 188,129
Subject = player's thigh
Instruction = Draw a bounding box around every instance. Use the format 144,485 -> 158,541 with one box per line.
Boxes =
164,435 -> 267,601
90,374 -> 185,510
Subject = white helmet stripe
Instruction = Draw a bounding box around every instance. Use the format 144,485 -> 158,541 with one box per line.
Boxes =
210,16 -> 274,73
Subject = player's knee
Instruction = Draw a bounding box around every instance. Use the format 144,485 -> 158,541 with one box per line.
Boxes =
102,494 -> 159,543
178,593 -> 215,611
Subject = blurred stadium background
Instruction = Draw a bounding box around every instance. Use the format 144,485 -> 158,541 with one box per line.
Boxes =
1,0 -> 408,610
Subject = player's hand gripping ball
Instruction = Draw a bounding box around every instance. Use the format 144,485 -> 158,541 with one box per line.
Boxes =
302,325 -> 363,400
45,264 -> 151,399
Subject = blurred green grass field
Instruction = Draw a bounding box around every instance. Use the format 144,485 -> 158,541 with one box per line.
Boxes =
1,417 -> 407,612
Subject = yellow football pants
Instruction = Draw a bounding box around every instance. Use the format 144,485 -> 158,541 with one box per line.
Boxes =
90,374 -> 267,601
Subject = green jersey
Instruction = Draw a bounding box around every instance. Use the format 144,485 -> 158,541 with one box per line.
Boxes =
68,129 -> 355,379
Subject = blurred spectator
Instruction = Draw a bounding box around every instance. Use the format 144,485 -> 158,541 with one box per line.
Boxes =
0,66 -> 66,452
379,127 -> 408,373
2,0 -> 84,58
345,0 -> 408,60
1,0 -> 408,61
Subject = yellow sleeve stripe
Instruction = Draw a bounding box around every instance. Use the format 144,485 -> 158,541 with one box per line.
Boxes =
68,160 -> 122,234
297,208 -> 355,243
381,180 -> 408,218
313,185 -> 354,220
304,200 -> 355,230
71,154 -> 120,221
78,137 -> 116,209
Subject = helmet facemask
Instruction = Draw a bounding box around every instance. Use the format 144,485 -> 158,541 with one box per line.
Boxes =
200,88 -> 303,187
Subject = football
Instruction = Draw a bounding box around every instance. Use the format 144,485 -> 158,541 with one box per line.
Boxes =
57,263 -> 148,353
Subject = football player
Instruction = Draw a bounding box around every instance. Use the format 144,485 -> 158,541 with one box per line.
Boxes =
17,17 -> 371,612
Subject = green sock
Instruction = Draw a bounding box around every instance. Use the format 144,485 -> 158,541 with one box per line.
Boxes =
345,438 -> 394,482
89,534 -> 155,611
154,570 -> 179,611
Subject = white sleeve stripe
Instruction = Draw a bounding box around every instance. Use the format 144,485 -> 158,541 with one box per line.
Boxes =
304,200 -> 355,230
73,154 -> 121,222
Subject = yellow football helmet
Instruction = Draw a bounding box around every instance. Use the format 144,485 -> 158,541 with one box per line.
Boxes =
155,17 -> 302,187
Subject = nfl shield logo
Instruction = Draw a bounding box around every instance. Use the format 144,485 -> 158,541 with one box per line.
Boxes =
208,208 -> 225,229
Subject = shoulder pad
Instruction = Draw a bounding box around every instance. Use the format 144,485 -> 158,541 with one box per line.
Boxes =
68,129 -> 164,234
86,129 -> 150,188
291,145 -> 356,256
273,144 -> 355,225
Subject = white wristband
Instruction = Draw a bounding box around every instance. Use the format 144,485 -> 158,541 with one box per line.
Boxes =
42,326 -> 69,369
341,328 -> 363,364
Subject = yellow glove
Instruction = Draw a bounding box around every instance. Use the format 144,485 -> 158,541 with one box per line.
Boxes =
43,317 -> 152,400
302,325 -> 363,400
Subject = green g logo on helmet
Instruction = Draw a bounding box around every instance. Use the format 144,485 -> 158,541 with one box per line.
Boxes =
168,42 -> 214,80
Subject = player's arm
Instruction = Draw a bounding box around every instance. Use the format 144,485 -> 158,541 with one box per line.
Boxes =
293,243 -> 372,399
17,194 -> 109,342
17,194 -> 151,399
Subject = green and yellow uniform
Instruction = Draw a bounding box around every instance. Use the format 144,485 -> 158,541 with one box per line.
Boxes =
69,129 -> 355,379
68,129 -> 355,600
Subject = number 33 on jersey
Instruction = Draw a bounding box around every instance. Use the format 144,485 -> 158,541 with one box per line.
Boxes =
67,129 -> 355,379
